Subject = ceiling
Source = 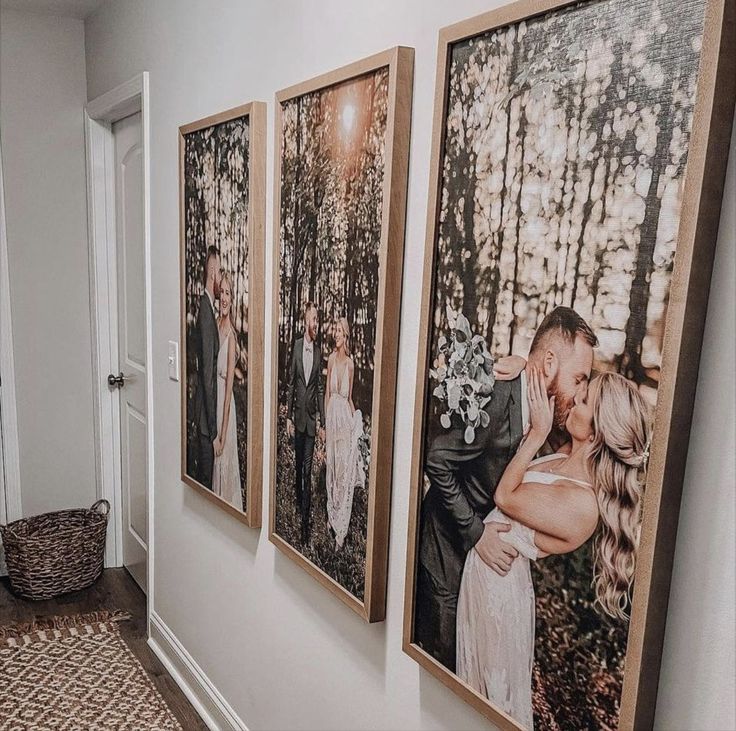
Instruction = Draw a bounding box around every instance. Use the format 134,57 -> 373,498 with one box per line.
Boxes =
0,0 -> 106,19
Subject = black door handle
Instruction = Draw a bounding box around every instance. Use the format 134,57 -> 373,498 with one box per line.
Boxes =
107,372 -> 125,389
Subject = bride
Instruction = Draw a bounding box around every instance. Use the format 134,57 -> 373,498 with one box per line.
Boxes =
456,367 -> 651,729
324,317 -> 365,549
212,271 -> 243,511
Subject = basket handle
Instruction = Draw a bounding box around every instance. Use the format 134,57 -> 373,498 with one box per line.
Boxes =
91,499 -> 111,516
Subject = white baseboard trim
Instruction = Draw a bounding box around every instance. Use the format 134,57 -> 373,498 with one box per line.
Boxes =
148,610 -> 249,731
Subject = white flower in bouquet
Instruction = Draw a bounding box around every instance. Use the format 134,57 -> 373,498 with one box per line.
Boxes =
430,308 -> 496,445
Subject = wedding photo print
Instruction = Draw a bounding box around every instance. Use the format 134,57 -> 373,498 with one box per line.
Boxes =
404,0 -> 730,728
180,103 -> 265,526
270,49 -> 413,620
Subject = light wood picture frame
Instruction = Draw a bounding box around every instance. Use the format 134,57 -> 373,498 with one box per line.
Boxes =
269,47 -> 414,622
402,0 -> 734,728
180,102 -> 266,528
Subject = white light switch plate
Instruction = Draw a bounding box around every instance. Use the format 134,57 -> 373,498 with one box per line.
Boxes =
167,340 -> 179,381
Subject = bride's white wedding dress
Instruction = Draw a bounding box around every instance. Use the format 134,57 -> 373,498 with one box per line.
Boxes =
212,326 -> 243,511
325,359 -> 365,548
456,454 -> 592,730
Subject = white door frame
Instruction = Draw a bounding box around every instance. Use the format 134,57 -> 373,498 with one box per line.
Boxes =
0,135 -> 22,529
85,73 -> 154,607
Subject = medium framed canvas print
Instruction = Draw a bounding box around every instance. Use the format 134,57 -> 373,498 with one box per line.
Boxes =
180,102 -> 266,528
270,47 -> 414,622
403,0 -> 734,729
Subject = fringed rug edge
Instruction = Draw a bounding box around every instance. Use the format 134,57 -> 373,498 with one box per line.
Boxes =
0,610 -> 131,647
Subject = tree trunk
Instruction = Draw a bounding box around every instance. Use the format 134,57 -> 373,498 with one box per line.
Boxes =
622,166 -> 663,381
507,106 -> 528,351
588,154 -> 611,308
482,39 -> 520,336
561,62 -> 590,309
622,79 -> 677,382
288,100 -> 303,360
569,175 -> 596,309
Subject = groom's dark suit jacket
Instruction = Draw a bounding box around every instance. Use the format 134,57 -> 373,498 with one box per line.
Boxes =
287,337 -> 325,437
194,292 -> 219,441
419,376 -> 525,600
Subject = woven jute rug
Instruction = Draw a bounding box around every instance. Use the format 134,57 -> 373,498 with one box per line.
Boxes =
0,610 -> 182,730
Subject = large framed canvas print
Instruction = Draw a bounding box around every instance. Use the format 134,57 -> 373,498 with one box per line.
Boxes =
180,102 -> 266,528
403,0 -> 734,729
270,47 -> 414,622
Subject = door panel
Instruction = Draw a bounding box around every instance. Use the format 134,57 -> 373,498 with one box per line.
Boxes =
120,144 -> 146,369
113,112 -> 147,593
125,404 -> 147,545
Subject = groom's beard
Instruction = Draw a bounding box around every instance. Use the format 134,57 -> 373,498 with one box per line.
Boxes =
549,373 -> 574,432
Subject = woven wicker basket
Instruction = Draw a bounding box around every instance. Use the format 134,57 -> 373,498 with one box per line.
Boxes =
0,500 -> 110,600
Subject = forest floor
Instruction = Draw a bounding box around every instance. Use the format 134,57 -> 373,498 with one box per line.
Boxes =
532,541 -> 628,729
274,406 -> 368,601
234,380 -> 248,508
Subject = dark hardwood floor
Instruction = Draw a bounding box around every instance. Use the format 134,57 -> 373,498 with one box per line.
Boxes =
0,568 -> 208,730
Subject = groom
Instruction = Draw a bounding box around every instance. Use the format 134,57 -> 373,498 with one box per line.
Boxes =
287,302 -> 326,544
193,245 -> 221,490
414,306 -> 597,671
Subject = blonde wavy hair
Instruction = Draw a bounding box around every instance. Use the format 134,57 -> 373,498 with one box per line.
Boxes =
219,271 -> 234,326
334,317 -> 351,357
588,372 -> 652,620
219,271 -> 244,367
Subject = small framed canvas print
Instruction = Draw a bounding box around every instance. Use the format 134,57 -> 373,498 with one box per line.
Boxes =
180,102 -> 266,527
270,47 -> 414,622
402,0 -> 734,728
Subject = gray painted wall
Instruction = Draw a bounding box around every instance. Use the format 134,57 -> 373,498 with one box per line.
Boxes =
0,8 -> 96,517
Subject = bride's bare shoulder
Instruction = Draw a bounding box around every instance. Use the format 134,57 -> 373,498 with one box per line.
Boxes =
558,481 -> 599,533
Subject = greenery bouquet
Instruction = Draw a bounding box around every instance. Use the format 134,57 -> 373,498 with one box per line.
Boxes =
430,308 -> 495,444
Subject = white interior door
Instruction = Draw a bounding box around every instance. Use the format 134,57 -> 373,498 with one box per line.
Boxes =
113,112 -> 148,593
